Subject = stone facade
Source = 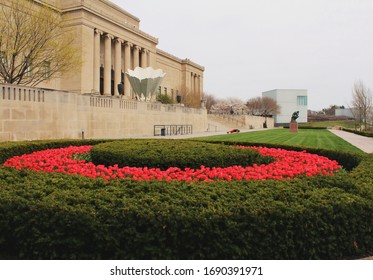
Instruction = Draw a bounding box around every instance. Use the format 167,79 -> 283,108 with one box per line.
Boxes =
32,0 -> 205,107
0,84 -> 207,142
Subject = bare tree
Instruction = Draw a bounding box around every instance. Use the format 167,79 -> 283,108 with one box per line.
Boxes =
0,0 -> 81,86
246,97 -> 262,115
351,81 -> 372,131
246,96 -> 280,127
246,96 -> 280,116
261,97 -> 280,117
203,93 -> 218,112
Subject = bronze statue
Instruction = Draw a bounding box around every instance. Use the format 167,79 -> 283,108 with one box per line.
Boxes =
291,111 -> 299,123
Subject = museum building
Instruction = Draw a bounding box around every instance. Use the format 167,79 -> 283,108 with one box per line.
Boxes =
0,0 -> 207,141
34,0 -> 205,107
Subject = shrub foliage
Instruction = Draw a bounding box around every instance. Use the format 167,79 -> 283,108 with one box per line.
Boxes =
0,139 -> 372,260
91,139 -> 273,169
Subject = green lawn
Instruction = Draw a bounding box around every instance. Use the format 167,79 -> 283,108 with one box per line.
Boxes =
300,120 -> 356,129
193,128 -> 363,153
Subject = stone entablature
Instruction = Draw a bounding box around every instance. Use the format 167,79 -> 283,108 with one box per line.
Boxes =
156,49 -> 204,71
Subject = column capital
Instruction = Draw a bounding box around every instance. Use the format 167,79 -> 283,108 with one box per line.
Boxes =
134,45 -> 141,51
104,33 -> 114,40
94,28 -> 103,35
125,42 -> 133,48
115,37 -> 123,44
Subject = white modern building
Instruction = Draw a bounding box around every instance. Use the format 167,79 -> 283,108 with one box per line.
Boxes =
262,89 -> 308,125
335,108 -> 354,118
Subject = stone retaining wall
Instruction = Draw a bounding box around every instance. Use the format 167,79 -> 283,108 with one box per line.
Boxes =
0,84 -> 207,141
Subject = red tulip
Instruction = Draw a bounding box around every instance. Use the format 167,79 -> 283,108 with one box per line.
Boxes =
3,145 -> 341,183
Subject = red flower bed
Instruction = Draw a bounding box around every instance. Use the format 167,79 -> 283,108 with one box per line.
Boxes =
3,145 -> 341,182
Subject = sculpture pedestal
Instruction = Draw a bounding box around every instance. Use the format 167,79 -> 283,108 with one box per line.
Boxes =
289,122 -> 298,133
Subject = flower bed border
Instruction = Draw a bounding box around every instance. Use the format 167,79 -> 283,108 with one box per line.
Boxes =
3,145 -> 341,182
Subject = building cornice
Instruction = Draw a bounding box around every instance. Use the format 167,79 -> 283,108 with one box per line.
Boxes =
60,1 -> 158,44
156,49 -> 205,71
181,58 -> 205,71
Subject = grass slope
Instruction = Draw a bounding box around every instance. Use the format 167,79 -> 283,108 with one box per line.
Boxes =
193,128 -> 363,153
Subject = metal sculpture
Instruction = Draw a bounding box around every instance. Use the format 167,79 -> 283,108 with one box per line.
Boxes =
126,67 -> 166,101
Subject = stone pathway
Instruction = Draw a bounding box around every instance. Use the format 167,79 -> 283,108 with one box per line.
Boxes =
328,129 -> 373,153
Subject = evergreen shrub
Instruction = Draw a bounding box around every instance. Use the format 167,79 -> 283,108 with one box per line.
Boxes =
90,139 -> 273,169
0,140 -> 372,259
342,128 -> 373,138
196,140 -> 363,171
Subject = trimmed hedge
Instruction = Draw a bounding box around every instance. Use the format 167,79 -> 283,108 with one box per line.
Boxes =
0,140 -> 372,260
192,140 -> 363,171
0,139 -> 112,165
283,126 -> 328,130
342,128 -> 373,138
90,139 -> 273,169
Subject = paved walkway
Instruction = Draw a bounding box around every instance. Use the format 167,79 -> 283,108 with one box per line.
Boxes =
328,129 -> 373,153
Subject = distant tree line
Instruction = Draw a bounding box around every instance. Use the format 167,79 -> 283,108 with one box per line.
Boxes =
203,93 -> 280,118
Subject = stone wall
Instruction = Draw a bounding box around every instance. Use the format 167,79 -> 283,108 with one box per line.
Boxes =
0,84 -> 207,141
208,114 -> 274,129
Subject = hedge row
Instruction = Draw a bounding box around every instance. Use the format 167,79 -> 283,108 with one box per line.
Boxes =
0,140 -> 372,260
283,126 -> 328,130
342,128 -> 373,138
193,140 -> 363,171
90,139 -> 273,169
0,139 -> 111,165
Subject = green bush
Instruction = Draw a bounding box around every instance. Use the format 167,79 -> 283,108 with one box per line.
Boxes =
156,93 -> 173,104
0,139 -> 372,260
0,165 -> 372,260
91,139 -> 273,169
295,126 -> 328,130
342,128 -> 373,138
0,139 -> 111,165
193,140 -> 363,171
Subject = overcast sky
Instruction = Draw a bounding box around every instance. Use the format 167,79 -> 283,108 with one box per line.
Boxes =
111,0 -> 373,110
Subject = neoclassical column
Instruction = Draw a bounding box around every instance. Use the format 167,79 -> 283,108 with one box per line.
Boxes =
124,42 -> 132,97
93,29 -> 102,94
147,50 -> 153,68
190,72 -> 195,96
133,45 -> 140,69
196,75 -> 200,99
104,34 -> 113,96
140,48 -> 147,68
114,38 -> 123,96
194,74 -> 198,100
146,50 -> 150,67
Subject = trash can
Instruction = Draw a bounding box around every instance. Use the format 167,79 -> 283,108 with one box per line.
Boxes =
161,128 -> 166,136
